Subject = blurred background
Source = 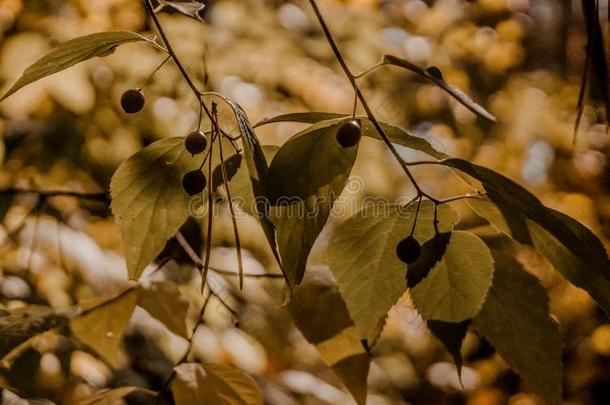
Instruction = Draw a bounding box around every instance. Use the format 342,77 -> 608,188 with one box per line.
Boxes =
0,0 -> 609,404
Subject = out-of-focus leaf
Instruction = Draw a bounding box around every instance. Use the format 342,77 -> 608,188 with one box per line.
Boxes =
138,281 -> 190,338
70,289 -> 139,366
111,138 -> 199,280
81,387 -> 156,405
172,362 -> 263,405
155,0 -> 206,21
288,269 -> 370,405
411,231 -> 494,322
1,31 -> 148,101
382,55 -> 497,122
269,120 -> 358,286
0,306 -> 74,359
255,114 -> 448,160
576,0 -> 609,135
327,201 -> 459,345
0,194 -> 14,223
473,251 -> 562,405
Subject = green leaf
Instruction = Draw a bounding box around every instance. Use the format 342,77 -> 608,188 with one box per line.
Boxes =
267,120 -> 358,202
172,363 -> 263,405
70,289 -> 139,366
1,31 -> 148,101
269,121 -> 358,286
111,137 -> 199,280
382,55 -> 497,122
473,250 -> 562,405
288,269 -> 370,405
82,387 -> 156,405
327,201 -> 459,345
138,281 -> 191,339
411,231 -> 494,322
255,114 -> 448,160
0,306 -> 74,359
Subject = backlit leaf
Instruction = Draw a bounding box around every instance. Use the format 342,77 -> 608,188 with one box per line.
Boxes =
411,231 -> 494,322
268,120 -> 358,286
327,201 -> 459,344
473,250 -> 562,405
467,192 -> 610,315
1,31 -> 148,101
111,138 -> 199,280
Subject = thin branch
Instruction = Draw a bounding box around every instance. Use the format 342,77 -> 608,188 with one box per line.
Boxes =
144,55 -> 171,85
307,0 -> 435,202
143,0 -> 214,122
353,61 -> 386,79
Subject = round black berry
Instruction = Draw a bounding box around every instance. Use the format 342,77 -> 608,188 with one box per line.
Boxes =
336,120 -> 362,148
121,89 -> 145,114
396,236 -> 421,264
182,170 -> 207,196
185,130 -> 208,155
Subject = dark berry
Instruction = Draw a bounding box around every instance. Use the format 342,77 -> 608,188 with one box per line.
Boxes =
336,120 -> 362,148
396,236 -> 421,264
182,170 -> 207,196
121,89 -> 145,114
185,130 -> 208,155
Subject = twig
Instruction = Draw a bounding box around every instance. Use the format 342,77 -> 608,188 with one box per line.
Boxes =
143,0 -> 214,122
307,0 -> 437,203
